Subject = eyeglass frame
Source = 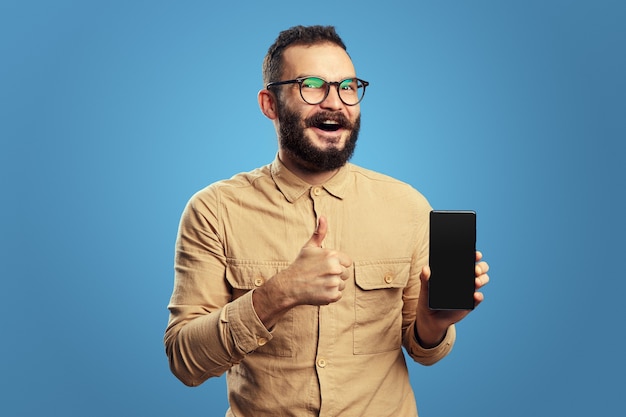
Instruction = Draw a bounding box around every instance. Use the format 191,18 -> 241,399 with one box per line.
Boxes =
266,76 -> 369,106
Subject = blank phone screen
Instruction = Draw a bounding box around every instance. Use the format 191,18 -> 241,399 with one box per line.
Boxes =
428,211 -> 476,310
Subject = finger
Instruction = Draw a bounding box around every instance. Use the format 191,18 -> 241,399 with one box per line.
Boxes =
475,273 -> 490,289
475,261 -> 489,276
304,216 -> 327,248
338,263 -> 352,281
338,252 -> 353,269
475,251 -> 483,262
474,291 -> 485,306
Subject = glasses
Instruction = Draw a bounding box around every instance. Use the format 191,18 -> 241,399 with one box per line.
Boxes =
266,76 -> 369,106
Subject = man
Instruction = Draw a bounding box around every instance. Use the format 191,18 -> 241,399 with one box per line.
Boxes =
165,25 -> 490,417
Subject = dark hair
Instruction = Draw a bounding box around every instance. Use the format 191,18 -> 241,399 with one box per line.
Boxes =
262,25 -> 347,86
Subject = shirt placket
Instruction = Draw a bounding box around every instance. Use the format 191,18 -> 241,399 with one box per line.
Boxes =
310,185 -> 339,416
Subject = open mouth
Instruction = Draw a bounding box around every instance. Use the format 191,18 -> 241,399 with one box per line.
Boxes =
317,120 -> 342,132
306,112 -> 352,133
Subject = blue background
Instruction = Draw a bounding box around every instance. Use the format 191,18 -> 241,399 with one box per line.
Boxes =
1,0 -> 624,416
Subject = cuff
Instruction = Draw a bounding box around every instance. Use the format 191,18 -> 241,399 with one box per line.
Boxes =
223,290 -> 273,354
405,324 -> 456,366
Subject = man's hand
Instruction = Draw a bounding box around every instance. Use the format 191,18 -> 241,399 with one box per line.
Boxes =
415,251 -> 490,348
252,216 -> 352,329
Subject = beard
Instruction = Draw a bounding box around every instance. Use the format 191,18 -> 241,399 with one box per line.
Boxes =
277,103 -> 360,173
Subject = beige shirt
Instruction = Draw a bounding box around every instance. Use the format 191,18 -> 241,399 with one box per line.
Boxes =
165,157 -> 456,417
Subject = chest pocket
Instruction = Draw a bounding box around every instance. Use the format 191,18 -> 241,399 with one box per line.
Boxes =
226,259 -> 293,357
353,259 -> 411,355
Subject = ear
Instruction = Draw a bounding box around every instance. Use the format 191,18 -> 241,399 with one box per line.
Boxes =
258,89 -> 278,120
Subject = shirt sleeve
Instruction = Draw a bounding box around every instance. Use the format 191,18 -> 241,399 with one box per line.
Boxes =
400,190 -> 456,365
164,187 -> 272,387
404,324 -> 456,366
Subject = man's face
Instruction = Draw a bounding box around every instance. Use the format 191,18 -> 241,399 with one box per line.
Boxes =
275,43 -> 362,173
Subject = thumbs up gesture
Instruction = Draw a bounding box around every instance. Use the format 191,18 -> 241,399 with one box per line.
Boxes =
292,216 -> 353,305
252,216 -> 353,328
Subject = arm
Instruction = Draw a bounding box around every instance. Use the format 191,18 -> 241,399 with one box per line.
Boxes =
414,251 -> 490,347
401,215 -> 457,365
403,251 -> 489,365
164,190 -> 272,386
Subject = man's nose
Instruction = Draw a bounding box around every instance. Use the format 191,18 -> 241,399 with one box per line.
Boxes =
319,85 -> 343,110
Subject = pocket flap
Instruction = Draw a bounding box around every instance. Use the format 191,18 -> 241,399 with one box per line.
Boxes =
225,259 -> 288,290
354,259 -> 411,290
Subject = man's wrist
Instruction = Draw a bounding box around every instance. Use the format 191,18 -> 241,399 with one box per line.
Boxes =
414,321 -> 447,349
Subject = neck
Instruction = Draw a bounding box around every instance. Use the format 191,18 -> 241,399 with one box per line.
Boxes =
278,151 -> 340,185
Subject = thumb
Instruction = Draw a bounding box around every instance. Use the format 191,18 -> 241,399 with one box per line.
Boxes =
305,216 -> 327,248
420,265 -> 431,284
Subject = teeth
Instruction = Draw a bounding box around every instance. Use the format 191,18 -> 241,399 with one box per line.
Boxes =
323,120 -> 339,124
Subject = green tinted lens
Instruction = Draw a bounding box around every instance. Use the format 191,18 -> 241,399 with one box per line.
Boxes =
302,77 -> 325,88
340,78 -> 356,90
339,78 -> 362,104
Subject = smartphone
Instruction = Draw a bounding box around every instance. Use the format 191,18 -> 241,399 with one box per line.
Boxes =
428,210 -> 476,310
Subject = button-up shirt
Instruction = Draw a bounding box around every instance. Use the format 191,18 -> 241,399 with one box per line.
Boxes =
165,157 -> 456,417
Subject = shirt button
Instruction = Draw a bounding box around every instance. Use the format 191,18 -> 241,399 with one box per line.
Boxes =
312,187 -> 322,196
257,337 -> 268,346
254,277 -> 264,287
384,273 -> 394,284
317,358 -> 327,368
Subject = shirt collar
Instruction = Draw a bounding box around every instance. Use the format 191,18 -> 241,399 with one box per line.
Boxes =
270,155 -> 349,203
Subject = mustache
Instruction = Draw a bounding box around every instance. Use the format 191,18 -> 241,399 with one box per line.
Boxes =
304,111 -> 355,130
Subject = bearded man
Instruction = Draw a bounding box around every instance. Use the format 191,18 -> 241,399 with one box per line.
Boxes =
165,25 -> 490,417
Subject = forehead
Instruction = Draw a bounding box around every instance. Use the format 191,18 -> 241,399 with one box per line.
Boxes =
281,43 -> 356,80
